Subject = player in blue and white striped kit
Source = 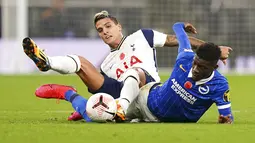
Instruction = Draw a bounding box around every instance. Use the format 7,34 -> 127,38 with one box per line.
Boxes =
142,22 -> 233,123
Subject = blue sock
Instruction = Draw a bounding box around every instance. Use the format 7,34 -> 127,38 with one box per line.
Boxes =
64,90 -> 92,122
65,90 -> 78,102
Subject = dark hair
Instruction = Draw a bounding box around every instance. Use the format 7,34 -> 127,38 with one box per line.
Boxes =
196,42 -> 221,62
94,10 -> 119,26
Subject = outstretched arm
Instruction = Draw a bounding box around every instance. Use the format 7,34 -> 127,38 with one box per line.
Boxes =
163,34 -> 178,47
172,22 -> 194,54
188,37 -> 233,62
188,36 -> 205,51
164,35 -> 204,50
164,23 -> 232,65
164,23 -> 198,48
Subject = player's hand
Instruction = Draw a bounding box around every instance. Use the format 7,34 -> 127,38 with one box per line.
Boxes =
219,46 -> 233,65
184,23 -> 197,34
218,114 -> 233,124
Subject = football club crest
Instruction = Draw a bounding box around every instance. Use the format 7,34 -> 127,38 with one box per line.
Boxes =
198,85 -> 209,94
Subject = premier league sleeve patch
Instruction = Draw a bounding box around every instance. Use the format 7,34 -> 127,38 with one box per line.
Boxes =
223,90 -> 230,102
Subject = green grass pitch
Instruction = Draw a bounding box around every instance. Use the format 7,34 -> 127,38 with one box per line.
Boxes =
0,74 -> 255,143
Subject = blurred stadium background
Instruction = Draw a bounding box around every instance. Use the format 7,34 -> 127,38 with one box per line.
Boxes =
0,0 -> 255,74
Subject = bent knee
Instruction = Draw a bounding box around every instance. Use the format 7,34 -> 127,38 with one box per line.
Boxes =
66,55 -> 81,72
133,68 -> 146,86
120,68 -> 146,87
78,56 -> 88,63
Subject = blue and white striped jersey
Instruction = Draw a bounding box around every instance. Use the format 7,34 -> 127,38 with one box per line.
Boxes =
147,22 -> 233,122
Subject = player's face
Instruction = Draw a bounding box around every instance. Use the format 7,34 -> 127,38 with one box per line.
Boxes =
95,18 -> 123,48
191,56 -> 217,81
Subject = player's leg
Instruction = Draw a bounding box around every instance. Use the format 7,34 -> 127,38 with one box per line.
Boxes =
75,56 -> 104,91
135,82 -> 159,122
118,68 -> 140,111
66,57 -> 107,121
23,37 -> 81,74
65,90 -> 92,122
35,84 -> 91,122
23,37 -> 104,91
116,68 -> 145,121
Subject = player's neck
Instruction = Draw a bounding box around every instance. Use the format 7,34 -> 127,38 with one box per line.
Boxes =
205,71 -> 214,79
109,42 -> 120,49
109,35 -> 124,50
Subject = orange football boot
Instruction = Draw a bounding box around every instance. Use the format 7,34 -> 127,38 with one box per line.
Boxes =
22,37 -> 50,71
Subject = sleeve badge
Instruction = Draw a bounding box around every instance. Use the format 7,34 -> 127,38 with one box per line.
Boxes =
223,90 -> 230,102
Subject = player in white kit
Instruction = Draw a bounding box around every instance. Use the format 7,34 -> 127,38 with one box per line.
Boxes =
23,10 -> 230,121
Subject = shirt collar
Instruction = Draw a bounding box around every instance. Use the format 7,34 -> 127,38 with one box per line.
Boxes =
188,69 -> 215,85
110,36 -> 127,52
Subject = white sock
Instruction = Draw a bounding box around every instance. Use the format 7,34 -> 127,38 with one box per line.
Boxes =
48,55 -> 81,74
119,77 -> 140,113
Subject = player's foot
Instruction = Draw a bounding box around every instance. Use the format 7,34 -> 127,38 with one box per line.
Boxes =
22,37 -> 50,71
35,84 -> 77,99
68,111 -> 83,121
114,104 -> 126,122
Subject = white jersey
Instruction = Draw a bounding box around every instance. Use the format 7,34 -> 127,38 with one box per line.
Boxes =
100,29 -> 167,82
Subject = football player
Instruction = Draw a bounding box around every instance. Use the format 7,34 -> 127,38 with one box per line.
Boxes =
125,22 -> 233,123
23,11 -> 231,121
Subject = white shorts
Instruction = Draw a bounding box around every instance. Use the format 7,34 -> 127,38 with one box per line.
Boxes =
126,82 -> 159,122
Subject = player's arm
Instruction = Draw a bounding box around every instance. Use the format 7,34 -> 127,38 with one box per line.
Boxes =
164,34 -> 204,49
142,28 -> 200,48
165,25 -> 232,65
213,89 -> 233,124
172,22 -> 193,53
165,22 -> 198,48
142,28 -> 231,63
